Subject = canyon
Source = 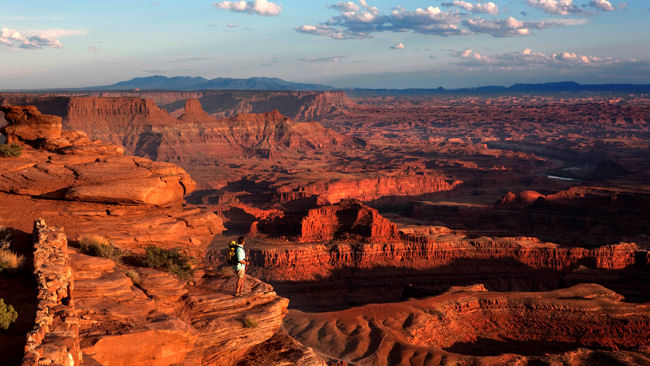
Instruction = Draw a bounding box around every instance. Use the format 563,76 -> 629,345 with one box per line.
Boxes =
1,91 -> 649,365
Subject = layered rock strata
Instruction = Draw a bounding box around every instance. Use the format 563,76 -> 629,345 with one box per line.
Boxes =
284,284 -> 650,365
0,105 -> 195,206
22,219 -> 81,366
274,173 -> 461,204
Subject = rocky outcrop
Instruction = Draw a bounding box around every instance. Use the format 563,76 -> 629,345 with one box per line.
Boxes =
0,105 -> 62,144
22,219 -> 81,366
242,234 -> 649,311
0,90 -> 358,122
275,172 -> 461,204
299,201 -> 399,242
72,250 -> 197,366
71,240 -> 288,365
255,200 -> 400,243
157,100 -> 362,162
284,284 -> 650,365
249,238 -> 642,282
64,96 -> 178,156
0,105 -> 195,206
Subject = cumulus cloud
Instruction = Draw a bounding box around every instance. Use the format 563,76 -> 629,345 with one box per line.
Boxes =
463,16 -> 579,37
391,42 -> 405,49
213,0 -> 281,16
453,47 -> 623,69
0,27 -> 85,49
442,1 -> 499,14
295,24 -> 369,39
526,0 -> 581,15
297,1 -> 581,39
589,0 -> 615,11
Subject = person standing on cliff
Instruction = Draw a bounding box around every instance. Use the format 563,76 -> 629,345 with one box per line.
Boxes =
234,236 -> 249,296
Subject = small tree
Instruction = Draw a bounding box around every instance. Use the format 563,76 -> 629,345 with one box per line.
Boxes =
0,298 -> 18,330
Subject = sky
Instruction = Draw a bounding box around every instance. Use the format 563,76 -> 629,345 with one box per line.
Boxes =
0,0 -> 649,89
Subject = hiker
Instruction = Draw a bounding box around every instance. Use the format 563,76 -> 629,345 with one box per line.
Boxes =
233,236 -> 248,296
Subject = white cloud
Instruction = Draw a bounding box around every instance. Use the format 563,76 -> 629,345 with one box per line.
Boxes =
295,24 -> 369,39
453,47 -> 620,69
214,0 -> 282,16
88,45 -> 101,54
463,16 -> 577,37
589,0 -> 615,11
391,42 -> 405,49
442,1 -> 499,14
0,27 -> 85,50
526,0 -> 581,15
298,1 -> 583,39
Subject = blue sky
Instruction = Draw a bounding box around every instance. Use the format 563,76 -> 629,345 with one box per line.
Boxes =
0,0 -> 648,89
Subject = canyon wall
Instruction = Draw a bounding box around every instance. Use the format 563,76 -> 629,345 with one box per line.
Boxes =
0,90 -> 356,123
275,173 -> 462,204
22,219 -> 81,366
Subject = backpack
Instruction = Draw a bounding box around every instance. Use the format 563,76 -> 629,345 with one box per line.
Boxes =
226,241 -> 238,265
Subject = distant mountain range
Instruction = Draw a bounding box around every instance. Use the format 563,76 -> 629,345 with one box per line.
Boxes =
10,76 -> 650,94
347,81 -> 650,96
85,75 -> 335,91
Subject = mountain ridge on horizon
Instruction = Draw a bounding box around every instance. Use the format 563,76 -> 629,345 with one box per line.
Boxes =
5,75 -> 650,94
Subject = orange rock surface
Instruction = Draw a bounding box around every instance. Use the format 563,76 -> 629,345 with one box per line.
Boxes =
284,284 -> 650,365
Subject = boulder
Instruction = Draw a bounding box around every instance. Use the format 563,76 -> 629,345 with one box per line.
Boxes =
0,105 -> 62,143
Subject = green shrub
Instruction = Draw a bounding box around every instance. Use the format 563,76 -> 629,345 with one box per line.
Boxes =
0,298 -> 18,330
143,246 -> 193,279
78,235 -> 121,260
242,317 -> 258,329
0,143 -> 22,158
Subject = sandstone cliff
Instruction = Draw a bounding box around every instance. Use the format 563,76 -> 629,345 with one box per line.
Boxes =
154,99 -> 361,162
0,105 -> 193,206
22,220 -> 294,366
274,172 -> 462,204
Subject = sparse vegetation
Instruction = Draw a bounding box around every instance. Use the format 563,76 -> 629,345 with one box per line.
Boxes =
122,268 -> 141,285
242,317 -> 258,329
0,250 -> 24,272
0,298 -> 18,330
0,226 -> 23,272
0,226 -> 11,250
0,143 -> 22,158
78,235 -> 122,260
143,246 -> 193,279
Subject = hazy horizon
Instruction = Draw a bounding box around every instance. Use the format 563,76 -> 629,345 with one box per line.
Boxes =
1,0 -> 649,89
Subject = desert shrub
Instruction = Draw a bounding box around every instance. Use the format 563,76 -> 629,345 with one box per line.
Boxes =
78,235 -> 121,260
0,225 -> 11,250
0,298 -> 18,330
242,317 -> 258,329
122,268 -> 141,285
143,246 -> 193,279
0,143 -> 22,158
0,250 -> 24,272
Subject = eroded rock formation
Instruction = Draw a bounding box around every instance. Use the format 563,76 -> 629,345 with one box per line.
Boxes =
0,106 -> 62,144
284,284 -> 650,365
0,105 -> 194,206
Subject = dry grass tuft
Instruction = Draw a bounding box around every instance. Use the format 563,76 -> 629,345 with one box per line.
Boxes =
78,235 -> 121,260
0,249 -> 24,271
